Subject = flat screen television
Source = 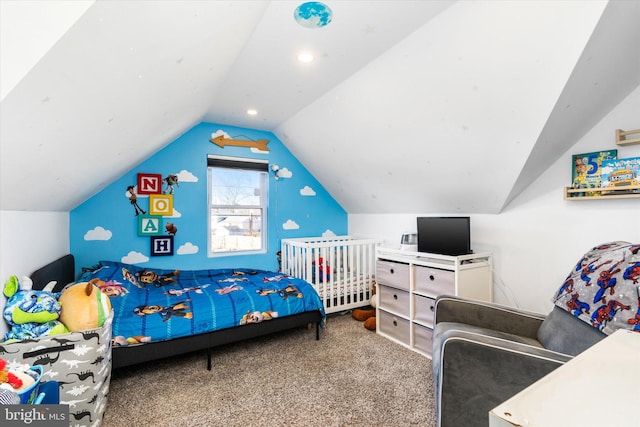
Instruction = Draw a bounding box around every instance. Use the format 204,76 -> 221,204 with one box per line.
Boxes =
417,216 -> 471,256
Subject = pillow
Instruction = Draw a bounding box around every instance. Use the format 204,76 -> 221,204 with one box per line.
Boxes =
552,241 -> 640,335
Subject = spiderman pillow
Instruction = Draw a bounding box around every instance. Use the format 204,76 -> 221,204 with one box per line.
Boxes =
553,241 -> 640,335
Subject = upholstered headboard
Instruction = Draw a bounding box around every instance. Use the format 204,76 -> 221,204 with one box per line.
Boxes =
30,254 -> 76,293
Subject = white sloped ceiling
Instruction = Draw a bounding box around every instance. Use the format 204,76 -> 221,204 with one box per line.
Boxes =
1,1 -> 638,214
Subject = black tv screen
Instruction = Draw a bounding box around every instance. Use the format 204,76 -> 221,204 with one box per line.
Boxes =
417,217 -> 471,256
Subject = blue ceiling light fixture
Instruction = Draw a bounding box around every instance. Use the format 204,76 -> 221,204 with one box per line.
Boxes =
293,2 -> 333,29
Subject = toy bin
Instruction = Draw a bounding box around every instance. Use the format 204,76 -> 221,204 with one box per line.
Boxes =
16,365 -> 43,404
0,312 -> 112,426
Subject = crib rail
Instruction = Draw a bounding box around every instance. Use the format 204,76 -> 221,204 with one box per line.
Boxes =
282,236 -> 383,313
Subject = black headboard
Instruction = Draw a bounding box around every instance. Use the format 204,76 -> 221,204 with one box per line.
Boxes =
30,254 -> 75,292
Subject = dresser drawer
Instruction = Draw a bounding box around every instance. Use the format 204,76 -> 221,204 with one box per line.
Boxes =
413,324 -> 433,356
378,285 -> 410,315
415,265 -> 454,297
413,295 -> 436,328
379,310 -> 410,343
376,260 -> 410,290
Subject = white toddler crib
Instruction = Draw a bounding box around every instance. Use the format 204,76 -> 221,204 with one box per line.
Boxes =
281,236 -> 383,313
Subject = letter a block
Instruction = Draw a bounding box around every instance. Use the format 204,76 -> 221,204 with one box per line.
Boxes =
138,215 -> 163,236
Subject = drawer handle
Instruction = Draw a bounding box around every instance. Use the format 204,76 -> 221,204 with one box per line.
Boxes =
393,294 -> 398,300
429,274 -> 435,281
390,268 -> 394,274
430,306 -> 435,312
393,320 -> 398,326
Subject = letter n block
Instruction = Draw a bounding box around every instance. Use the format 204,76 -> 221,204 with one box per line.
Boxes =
137,173 -> 162,195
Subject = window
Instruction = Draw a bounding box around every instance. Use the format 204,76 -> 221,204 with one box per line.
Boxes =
207,156 -> 268,256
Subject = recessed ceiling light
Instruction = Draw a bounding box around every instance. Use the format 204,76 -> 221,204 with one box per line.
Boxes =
297,52 -> 314,63
246,109 -> 258,116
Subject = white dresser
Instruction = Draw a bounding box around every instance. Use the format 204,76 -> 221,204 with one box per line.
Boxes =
375,247 -> 493,357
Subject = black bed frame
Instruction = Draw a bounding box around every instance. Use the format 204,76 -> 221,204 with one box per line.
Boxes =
30,255 -> 322,370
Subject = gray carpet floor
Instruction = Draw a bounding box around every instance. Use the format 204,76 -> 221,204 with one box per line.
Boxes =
103,312 -> 437,426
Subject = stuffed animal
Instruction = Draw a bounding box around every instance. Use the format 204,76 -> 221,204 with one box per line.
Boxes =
2,275 -> 67,342
0,358 -> 24,391
352,284 -> 377,331
59,279 -> 112,332
0,358 -> 38,393
240,310 -> 278,325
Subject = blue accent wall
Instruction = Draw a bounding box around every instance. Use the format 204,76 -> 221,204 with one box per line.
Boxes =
70,122 -> 347,274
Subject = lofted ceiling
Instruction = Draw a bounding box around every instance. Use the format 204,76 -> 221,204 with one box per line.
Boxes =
1,0 -> 639,214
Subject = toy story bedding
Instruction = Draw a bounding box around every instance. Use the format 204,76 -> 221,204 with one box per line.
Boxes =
78,261 -> 326,347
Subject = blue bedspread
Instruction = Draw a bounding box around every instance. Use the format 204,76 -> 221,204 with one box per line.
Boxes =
78,261 -> 325,346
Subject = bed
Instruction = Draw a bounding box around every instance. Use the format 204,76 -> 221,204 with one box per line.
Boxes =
29,255 -> 325,370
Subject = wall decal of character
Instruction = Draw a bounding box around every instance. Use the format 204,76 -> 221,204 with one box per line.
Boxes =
126,185 -> 146,216
163,174 -> 179,194
165,222 -> 177,235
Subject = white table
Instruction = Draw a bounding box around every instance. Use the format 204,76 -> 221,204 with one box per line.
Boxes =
489,329 -> 640,427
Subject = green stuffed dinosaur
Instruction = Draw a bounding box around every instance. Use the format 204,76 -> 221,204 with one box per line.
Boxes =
2,275 -> 67,341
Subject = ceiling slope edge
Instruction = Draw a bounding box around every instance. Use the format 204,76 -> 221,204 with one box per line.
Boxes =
0,0 -> 95,101
500,0 -> 640,212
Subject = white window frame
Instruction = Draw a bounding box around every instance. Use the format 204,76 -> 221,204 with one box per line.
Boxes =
207,155 -> 268,257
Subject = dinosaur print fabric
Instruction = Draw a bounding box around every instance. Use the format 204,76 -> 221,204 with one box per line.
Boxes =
0,313 -> 112,426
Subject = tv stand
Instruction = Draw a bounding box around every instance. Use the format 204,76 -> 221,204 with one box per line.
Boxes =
375,247 -> 492,358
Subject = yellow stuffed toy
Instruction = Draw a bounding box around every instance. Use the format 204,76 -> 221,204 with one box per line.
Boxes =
59,279 -> 112,332
352,284 -> 376,331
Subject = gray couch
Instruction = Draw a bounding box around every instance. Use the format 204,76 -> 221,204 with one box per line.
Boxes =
431,295 -> 606,427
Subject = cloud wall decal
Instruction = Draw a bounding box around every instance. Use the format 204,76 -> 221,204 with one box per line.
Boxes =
251,146 -> 269,154
283,219 -> 300,230
84,226 -> 112,241
300,186 -> 316,196
164,208 -> 181,218
277,167 -> 293,179
211,130 -> 231,139
177,242 -> 199,255
121,251 -> 149,264
177,169 -> 198,182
